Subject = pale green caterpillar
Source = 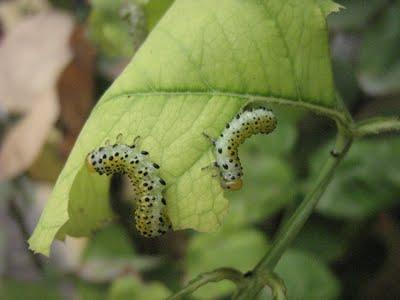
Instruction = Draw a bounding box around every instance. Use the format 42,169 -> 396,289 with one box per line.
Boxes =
86,134 -> 171,237
204,107 -> 277,190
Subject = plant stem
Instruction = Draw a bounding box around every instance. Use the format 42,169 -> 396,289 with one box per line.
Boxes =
167,268 -> 244,300
354,116 -> 400,137
233,127 -> 352,299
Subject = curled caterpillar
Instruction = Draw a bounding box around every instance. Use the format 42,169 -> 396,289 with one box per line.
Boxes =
85,134 -> 171,237
204,107 -> 277,190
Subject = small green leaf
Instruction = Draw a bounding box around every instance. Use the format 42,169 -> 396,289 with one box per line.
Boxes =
30,0 -> 344,255
108,276 -> 170,300
186,229 -> 268,298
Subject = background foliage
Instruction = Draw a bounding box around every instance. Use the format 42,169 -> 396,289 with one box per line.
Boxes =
0,0 -> 399,299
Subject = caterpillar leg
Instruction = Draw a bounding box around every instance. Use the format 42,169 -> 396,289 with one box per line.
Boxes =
202,132 -> 216,145
116,133 -> 124,143
202,132 -> 218,176
131,135 -> 141,148
201,162 -> 219,178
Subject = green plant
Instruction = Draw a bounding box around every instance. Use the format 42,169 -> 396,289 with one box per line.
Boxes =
29,0 -> 400,298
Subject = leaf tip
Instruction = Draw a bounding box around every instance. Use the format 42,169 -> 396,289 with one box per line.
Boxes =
27,237 -> 50,257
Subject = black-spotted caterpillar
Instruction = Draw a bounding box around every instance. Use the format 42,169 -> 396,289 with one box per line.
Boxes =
204,107 -> 277,190
86,134 -> 171,237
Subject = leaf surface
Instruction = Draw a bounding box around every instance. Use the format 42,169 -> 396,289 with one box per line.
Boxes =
30,0 -> 342,255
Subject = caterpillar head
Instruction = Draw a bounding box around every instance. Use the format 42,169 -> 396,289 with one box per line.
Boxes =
86,151 -> 97,173
221,178 -> 243,190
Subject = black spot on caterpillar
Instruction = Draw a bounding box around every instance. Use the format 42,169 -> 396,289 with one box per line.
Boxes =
85,134 -> 171,237
204,107 -> 277,190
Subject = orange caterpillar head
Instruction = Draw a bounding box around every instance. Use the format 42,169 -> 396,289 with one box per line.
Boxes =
220,178 -> 243,190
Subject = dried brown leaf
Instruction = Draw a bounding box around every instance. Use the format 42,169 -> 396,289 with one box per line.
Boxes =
0,11 -> 74,180
0,11 -> 73,113
58,25 -> 96,154
0,0 -> 49,32
0,90 -> 59,180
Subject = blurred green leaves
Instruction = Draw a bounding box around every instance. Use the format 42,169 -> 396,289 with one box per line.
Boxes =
186,228 -> 269,298
266,250 -> 341,300
79,225 -> 160,282
108,276 -> 170,300
358,1 -> 400,95
88,0 -> 173,57
291,217 -> 349,262
328,0 -> 388,30
83,224 -> 135,259
1,280 -> 60,300
311,138 -> 400,220
89,0 -> 143,57
329,0 -> 400,97
143,0 -> 174,31
185,229 -> 340,299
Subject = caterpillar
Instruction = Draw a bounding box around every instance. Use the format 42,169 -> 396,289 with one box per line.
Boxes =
85,134 -> 171,237
204,107 -> 277,190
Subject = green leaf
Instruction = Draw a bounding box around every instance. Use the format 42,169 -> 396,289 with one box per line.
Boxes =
30,0 -> 343,255
261,250 -> 340,300
108,276 -> 170,300
186,229 -> 269,298
310,138 -> 400,220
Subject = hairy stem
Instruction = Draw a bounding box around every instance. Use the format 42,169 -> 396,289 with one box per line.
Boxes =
168,268 -> 245,300
354,116 -> 400,137
233,126 -> 352,299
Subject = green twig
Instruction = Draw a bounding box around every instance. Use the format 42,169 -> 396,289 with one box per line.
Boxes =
167,268 -> 245,300
233,125 -> 352,299
353,116 -> 400,137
